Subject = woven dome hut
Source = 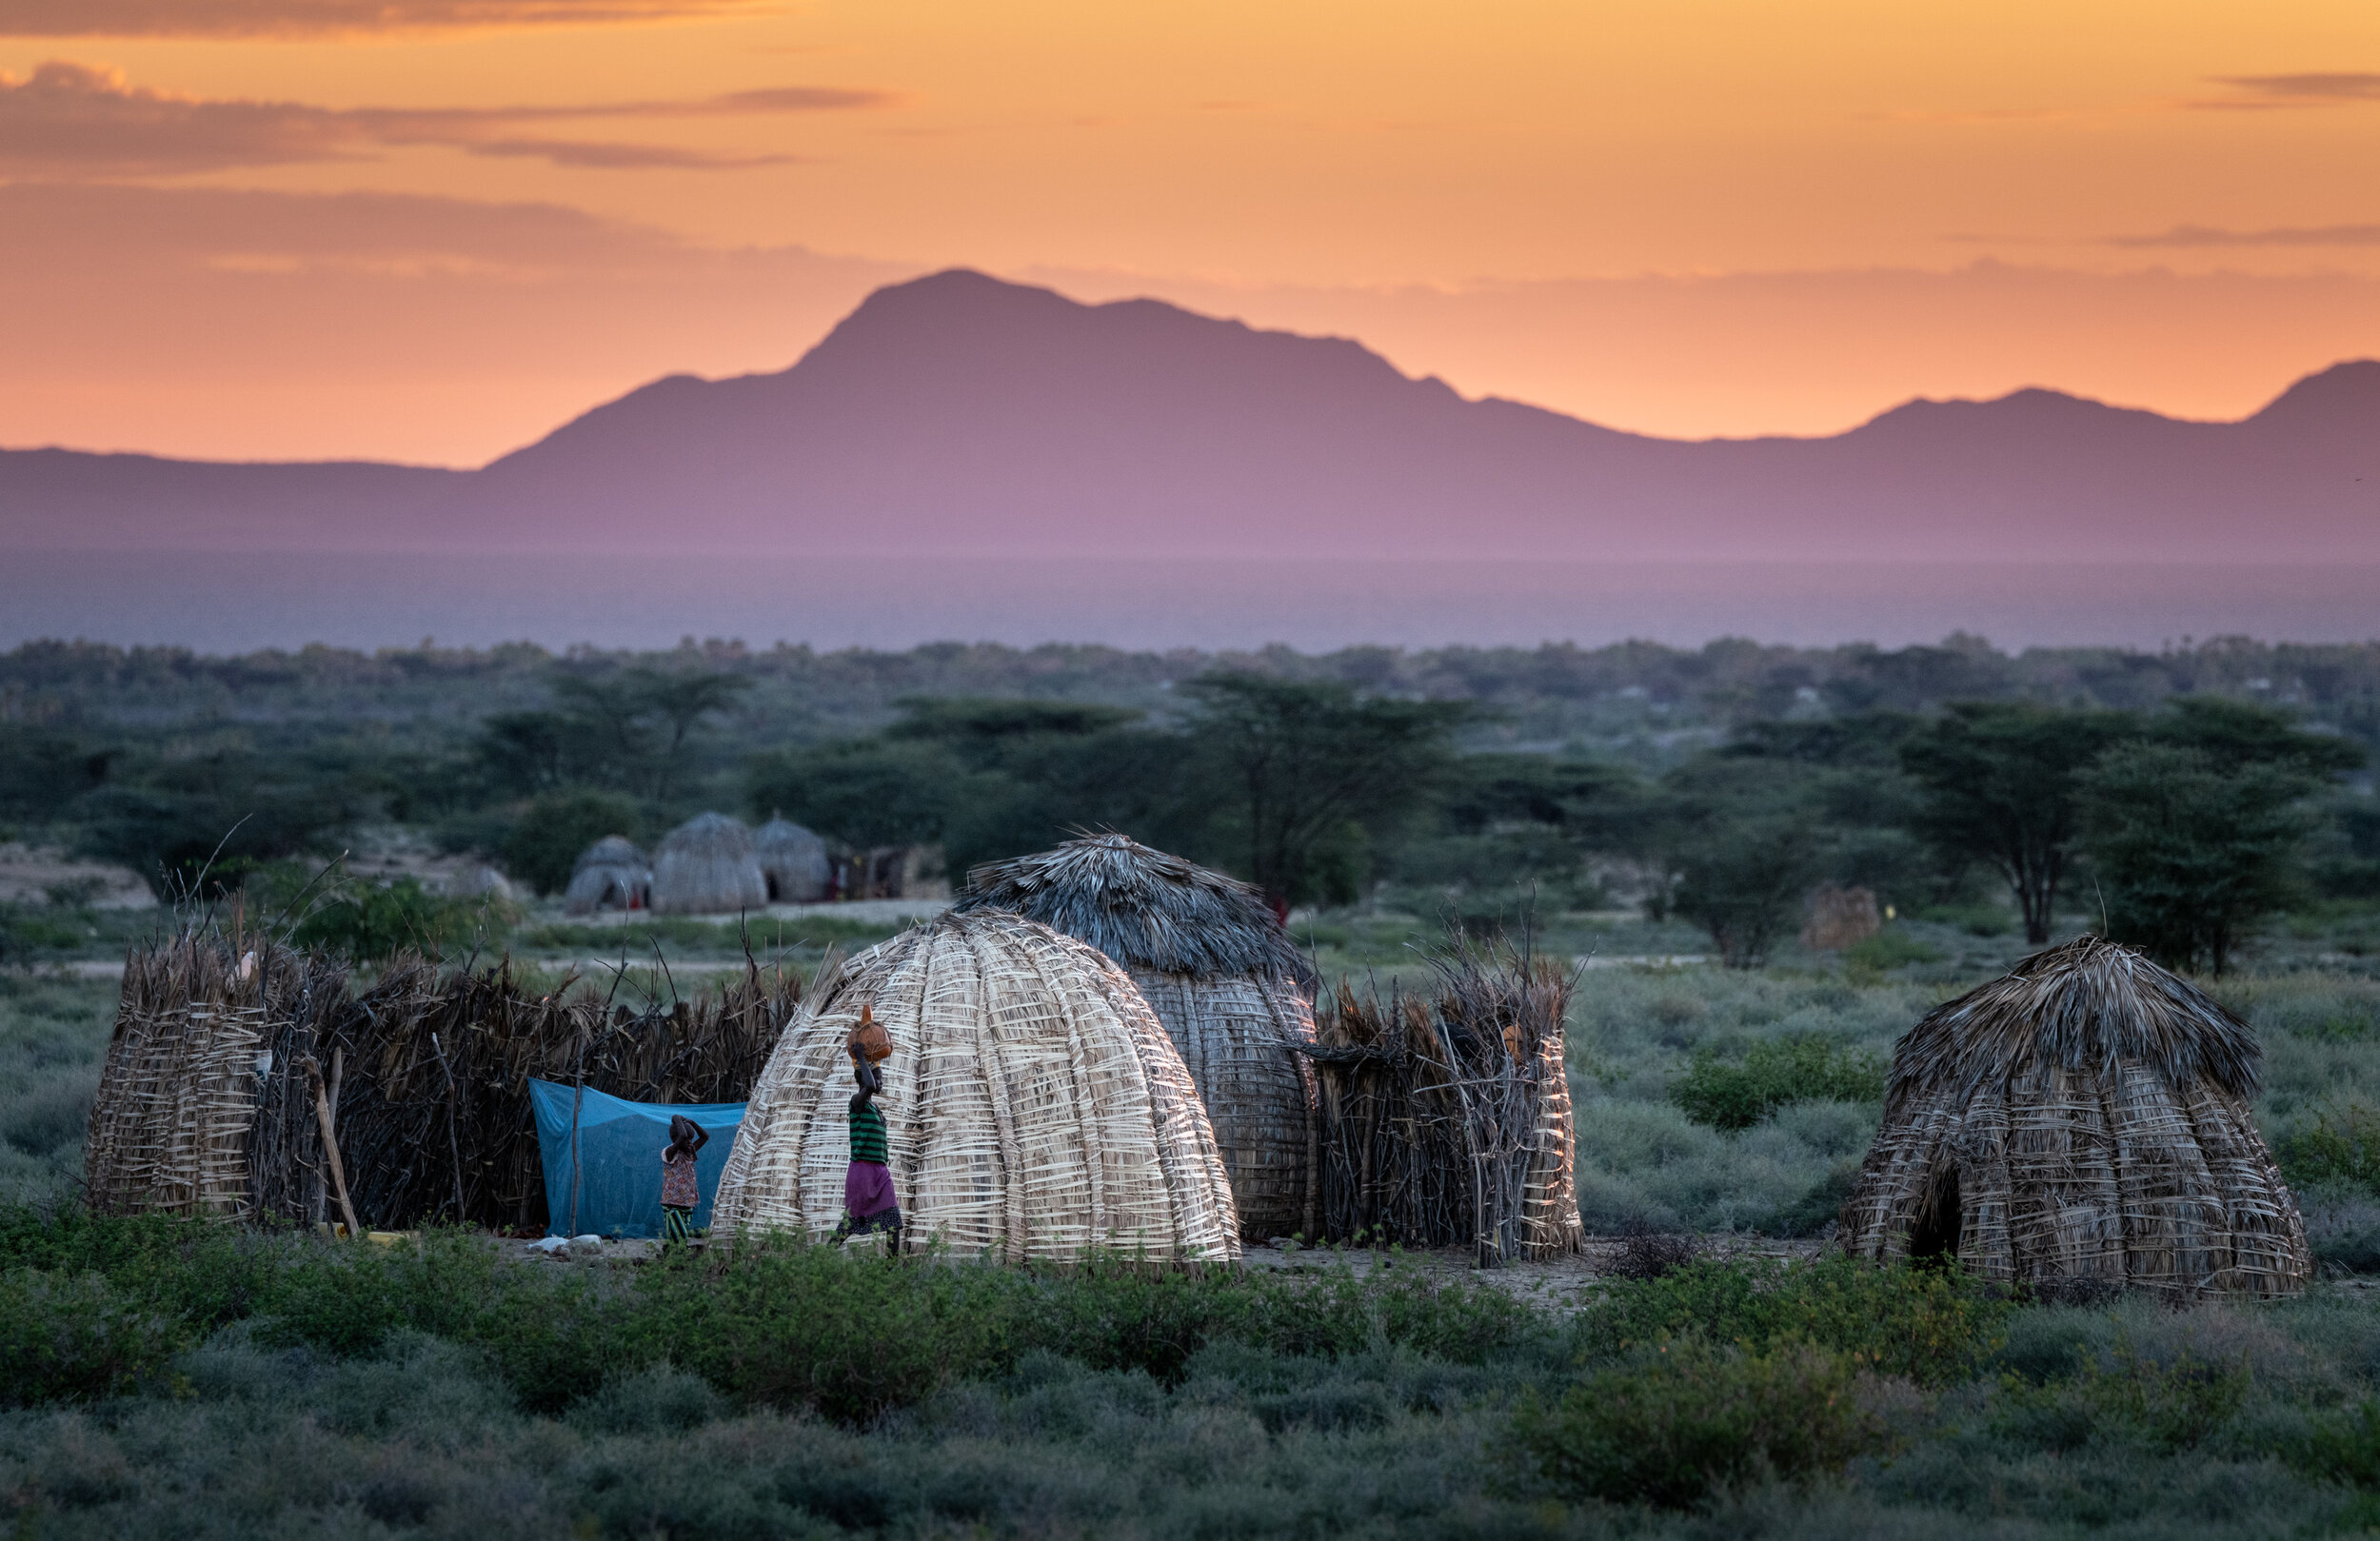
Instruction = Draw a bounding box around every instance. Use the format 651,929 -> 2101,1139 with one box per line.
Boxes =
564,836 -> 650,916
953,834 -> 1317,1241
711,908 -> 1239,1261
754,817 -> 831,904
650,813 -> 768,916
1839,936 -> 2311,1300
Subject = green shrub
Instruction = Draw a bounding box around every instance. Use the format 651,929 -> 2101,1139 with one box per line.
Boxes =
1767,1162 -> 1860,1238
1914,901 -> 2012,937
1993,1335 -> 2250,1454
500,787 -> 645,897
1513,1341 -> 1896,1509
0,1268 -> 187,1402
290,876 -> 511,963
1671,1036 -> 1886,1131
0,900 -> 94,963
2278,1101 -> 2380,1198
1579,1255 -> 2012,1387
1841,928 -> 1943,973
2289,1396 -> 2380,1490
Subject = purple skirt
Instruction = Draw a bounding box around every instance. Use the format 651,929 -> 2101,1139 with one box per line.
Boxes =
844,1159 -> 898,1219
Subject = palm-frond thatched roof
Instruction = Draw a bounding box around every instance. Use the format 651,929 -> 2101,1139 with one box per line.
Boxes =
753,818 -> 829,903
1888,934 -> 2261,1106
564,835 -> 649,914
650,813 -> 767,916
955,833 -> 1308,984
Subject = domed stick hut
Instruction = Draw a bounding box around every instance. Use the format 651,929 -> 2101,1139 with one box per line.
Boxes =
650,813 -> 768,916
564,836 -> 651,916
754,817 -> 831,904
1838,936 -> 2311,1300
711,908 -> 1240,1262
953,834 -> 1318,1241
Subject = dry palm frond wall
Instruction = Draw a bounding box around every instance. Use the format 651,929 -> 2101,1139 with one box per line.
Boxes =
87,926 -> 795,1231
713,908 -> 1240,1263
1839,935 -> 2310,1300
1305,940 -> 1582,1264
956,834 -> 1319,1240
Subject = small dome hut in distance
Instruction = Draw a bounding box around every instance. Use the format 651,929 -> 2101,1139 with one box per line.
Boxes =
564,836 -> 650,915
953,834 -> 1317,1242
711,908 -> 1239,1262
1839,936 -> 2311,1300
754,817 -> 831,904
650,813 -> 767,916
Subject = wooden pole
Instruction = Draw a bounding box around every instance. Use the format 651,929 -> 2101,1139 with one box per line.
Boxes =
304,1056 -> 362,1240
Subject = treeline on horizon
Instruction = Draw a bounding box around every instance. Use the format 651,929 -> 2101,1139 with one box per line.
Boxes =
2,631 -> 2376,974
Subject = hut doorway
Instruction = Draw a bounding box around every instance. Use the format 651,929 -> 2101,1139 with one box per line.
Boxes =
1910,1166 -> 1961,1264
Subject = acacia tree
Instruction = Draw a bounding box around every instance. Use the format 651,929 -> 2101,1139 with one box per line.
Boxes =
1898,703 -> 2136,943
1670,817 -> 1824,968
1183,672 -> 1470,907
2079,743 -> 2318,974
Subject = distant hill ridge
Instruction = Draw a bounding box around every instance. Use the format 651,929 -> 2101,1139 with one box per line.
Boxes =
4,267 -> 2374,562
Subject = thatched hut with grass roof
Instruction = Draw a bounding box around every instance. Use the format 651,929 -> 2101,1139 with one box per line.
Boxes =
1839,936 -> 2311,1300
953,834 -> 1318,1241
711,908 -> 1240,1262
564,836 -> 650,916
754,817 -> 830,904
650,813 -> 767,916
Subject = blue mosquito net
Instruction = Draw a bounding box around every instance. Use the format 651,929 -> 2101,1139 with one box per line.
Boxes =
527,1078 -> 745,1239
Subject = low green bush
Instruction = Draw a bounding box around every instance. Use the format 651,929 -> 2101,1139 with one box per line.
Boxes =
1670,1036 -> 1886,1131
2287,1396 -> 2380,1491
0,1268 -> 187,1402
1841,928 -> 1944,973
0,1207 -> 1550,1424
1992,1335 -> 2250,1455
1513,1341 -> 1896,1509
2278,1101 -> 2380,1198
1766,1162 -> 1860,1238
1578,1255 -> 2012,1387
1913,901 -> 2013,937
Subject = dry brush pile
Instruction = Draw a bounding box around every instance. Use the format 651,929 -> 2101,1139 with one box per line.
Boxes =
86,923 -> 797,1233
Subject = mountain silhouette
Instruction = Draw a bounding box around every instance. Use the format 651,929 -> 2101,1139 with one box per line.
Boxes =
4,268 -> 2375,562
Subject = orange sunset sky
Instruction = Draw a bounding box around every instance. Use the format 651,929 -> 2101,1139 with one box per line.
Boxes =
4,0 -> 2379,464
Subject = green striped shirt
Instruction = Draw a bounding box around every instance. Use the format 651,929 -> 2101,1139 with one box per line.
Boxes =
849,1100 -> 887,1165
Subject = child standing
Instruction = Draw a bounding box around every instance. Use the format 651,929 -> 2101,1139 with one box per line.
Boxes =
660,1114 -> 706,1248
831,1005 -> 902,1248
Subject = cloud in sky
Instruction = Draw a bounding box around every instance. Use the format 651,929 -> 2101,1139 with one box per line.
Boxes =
0,0 -> 770,38
2108,223 -> 2380,249
2190,72 -> 2380,109
0,61 -> 887,174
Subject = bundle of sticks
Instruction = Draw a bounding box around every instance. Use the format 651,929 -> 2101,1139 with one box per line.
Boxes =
1303,935 -> 1582,1264
91,926 -> 800,1233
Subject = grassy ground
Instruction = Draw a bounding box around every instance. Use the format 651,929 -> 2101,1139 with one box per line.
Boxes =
12,925 -> 2380,1536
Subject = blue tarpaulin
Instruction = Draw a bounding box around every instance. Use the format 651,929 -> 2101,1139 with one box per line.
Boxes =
526,1078 -> 744,1239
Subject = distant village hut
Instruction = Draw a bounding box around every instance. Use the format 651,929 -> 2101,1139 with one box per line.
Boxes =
754,818 -> 831,904
1839,936 -> 2311,1300
650,814 -> 768,916
955,834 -> 1319,1241
712,908 -> 1239,1262
564,836 -> 650,916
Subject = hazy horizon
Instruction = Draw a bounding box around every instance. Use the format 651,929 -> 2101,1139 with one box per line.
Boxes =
7,553 -> 2372,656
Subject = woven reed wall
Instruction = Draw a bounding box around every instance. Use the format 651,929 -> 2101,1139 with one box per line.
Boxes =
86,932 -> 794,1231
1129,970 -> 1317,1241
86,934 -> 336,1219
1839,938 -> 2311,1301
1305,945 -> 1581,1264
1840,1063 -> 2310,1299
713,910 -> 1240,1263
